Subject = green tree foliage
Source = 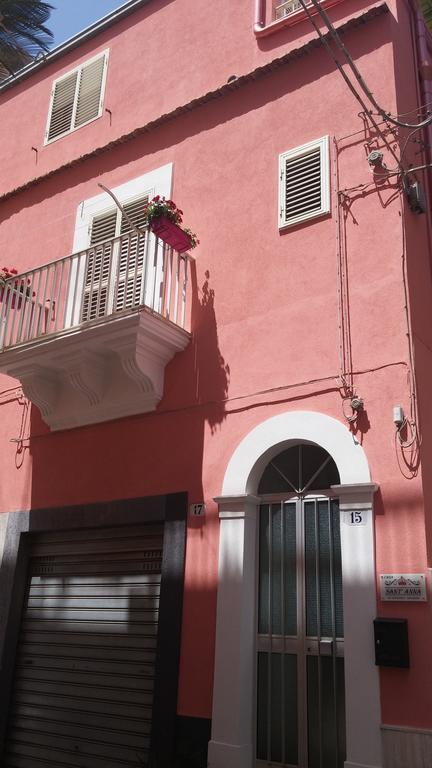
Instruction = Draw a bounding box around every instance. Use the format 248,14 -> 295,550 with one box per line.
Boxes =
420,0 -> 432,31
0,0 -> 53,82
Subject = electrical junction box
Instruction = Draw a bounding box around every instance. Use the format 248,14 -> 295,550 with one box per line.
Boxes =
374,617 -> 409,668
393,406 -> 404,427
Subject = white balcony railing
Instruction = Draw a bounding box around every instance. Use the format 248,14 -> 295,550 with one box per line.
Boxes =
0,227 -> 193,352
275,0 -> 312,19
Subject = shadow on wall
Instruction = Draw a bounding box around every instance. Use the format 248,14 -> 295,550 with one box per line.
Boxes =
19,252 -> 229,767
189,264 -> 230,434
25,255 -> 230,510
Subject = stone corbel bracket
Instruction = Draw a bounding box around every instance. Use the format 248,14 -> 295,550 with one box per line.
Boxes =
0,310 -> 191,431
9,364 -> 58,420
56,348 -> 107,407
115,311 -> 190,406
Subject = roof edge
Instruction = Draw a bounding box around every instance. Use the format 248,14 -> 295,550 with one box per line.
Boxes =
0,0 -> 152,94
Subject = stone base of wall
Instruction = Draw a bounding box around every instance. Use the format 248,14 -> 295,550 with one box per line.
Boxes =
175,716 -> 211,768
382,725 -> 432,768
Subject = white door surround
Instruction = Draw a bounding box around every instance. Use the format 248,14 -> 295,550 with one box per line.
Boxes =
208,411 -> 382,768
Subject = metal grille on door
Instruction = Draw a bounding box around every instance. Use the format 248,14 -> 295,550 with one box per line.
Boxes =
256,444 -> 345,768
257,500 -> 345,768
3,523 -> 163,768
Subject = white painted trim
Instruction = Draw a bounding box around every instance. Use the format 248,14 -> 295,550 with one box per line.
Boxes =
211,411 -> 382,768
332,482 -> 378,497
67,164 -> 173,328
279,135 -> 330,229
382,724 -> 432,736
208,495 -> 258,768
72,164 -> 173,252
44,49 -> 109,145
338,499 -> 382,768
381,725 -> 432,768
222,410 -> 371,496
344,762 -> 382,768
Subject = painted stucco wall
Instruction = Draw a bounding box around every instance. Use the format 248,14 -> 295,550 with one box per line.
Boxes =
0,0 -> 431,737
0,0 -> 390,198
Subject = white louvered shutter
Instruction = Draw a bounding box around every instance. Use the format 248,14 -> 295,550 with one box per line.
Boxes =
75,55 -> 106,128
116,196 -> 149,311
46,52 -> 107,143
279,136 -> 330,228
47,71 -> 78,141
275,0 -> 304,19
81,210 -> 117,322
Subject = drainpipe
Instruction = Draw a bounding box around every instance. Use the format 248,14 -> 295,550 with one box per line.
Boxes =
408,0 -> 432,242
254,0 -> 265,32
413,0 -> 432,165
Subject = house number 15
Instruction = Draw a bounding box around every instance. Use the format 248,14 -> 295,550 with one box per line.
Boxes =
344,510 -> 367,526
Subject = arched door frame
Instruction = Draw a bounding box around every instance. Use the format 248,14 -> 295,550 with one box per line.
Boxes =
208,411 -> 382,768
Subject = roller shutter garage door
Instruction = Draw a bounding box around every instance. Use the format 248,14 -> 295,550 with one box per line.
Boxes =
4,523 -> 164,768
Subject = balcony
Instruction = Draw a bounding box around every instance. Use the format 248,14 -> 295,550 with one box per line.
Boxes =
0,228 -> 193,430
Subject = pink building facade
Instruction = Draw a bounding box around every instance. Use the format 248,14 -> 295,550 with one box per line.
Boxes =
0,1 -> 431,766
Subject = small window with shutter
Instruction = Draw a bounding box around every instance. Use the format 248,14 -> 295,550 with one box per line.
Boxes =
45,50 -> 109,144
279,136 -> 330,229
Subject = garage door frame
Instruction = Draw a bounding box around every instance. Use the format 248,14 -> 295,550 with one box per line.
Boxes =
0,491 -> 187,768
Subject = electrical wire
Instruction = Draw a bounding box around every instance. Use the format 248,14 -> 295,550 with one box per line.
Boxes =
296,0 -> 403,170
397,187 -> 421,450
9,360 -> 412,444
334,99 -> 432,143
341,397 -> 358,423
396,417 -> 418,449
306,0 -> 432,130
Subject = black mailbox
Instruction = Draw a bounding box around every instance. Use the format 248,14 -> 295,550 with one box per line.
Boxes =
374,617 -> 409,668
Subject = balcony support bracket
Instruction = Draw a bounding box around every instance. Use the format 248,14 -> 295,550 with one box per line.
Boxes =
0,310 -> 190,431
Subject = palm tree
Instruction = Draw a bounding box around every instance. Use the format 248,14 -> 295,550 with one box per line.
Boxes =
421,1 -> 432,30
0,0 -> 53,82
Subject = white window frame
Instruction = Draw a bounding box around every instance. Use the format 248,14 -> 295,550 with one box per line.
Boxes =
65,163 -> 173,328
44,49 -> 110,145
278,135 -> 330,230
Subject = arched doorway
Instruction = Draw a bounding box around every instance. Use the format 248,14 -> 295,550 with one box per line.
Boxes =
256,443 -> 344,767
208,412 -> 382,768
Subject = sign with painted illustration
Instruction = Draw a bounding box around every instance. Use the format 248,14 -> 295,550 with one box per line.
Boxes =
380,574 -> 427,602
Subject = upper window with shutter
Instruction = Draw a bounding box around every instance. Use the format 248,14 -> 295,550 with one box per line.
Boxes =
81,194 -> 149,322
45,50 -> 109,144
279,136 -> 330,229
71,165 -> 172,328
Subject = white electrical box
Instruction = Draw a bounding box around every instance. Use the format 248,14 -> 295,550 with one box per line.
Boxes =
393,406 -> 404,427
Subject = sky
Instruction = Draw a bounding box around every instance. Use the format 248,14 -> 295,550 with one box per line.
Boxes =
48,1 -> 127,48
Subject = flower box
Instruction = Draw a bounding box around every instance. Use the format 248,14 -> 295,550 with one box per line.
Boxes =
150,215 -> 193,253
0,268 -> 35,310
0,283 -> 27,310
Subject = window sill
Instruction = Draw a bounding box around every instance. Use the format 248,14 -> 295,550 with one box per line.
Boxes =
44,111 -> 104,146
278,208 -> 331,231
254,0 -> 346,38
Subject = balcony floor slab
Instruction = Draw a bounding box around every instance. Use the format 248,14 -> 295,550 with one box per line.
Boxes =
0,309 -> 190,431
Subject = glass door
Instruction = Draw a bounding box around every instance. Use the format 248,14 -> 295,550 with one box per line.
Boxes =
257,497 -> 345,768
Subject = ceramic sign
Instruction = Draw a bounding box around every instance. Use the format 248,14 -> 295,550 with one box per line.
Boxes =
380,573 -> 427,602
